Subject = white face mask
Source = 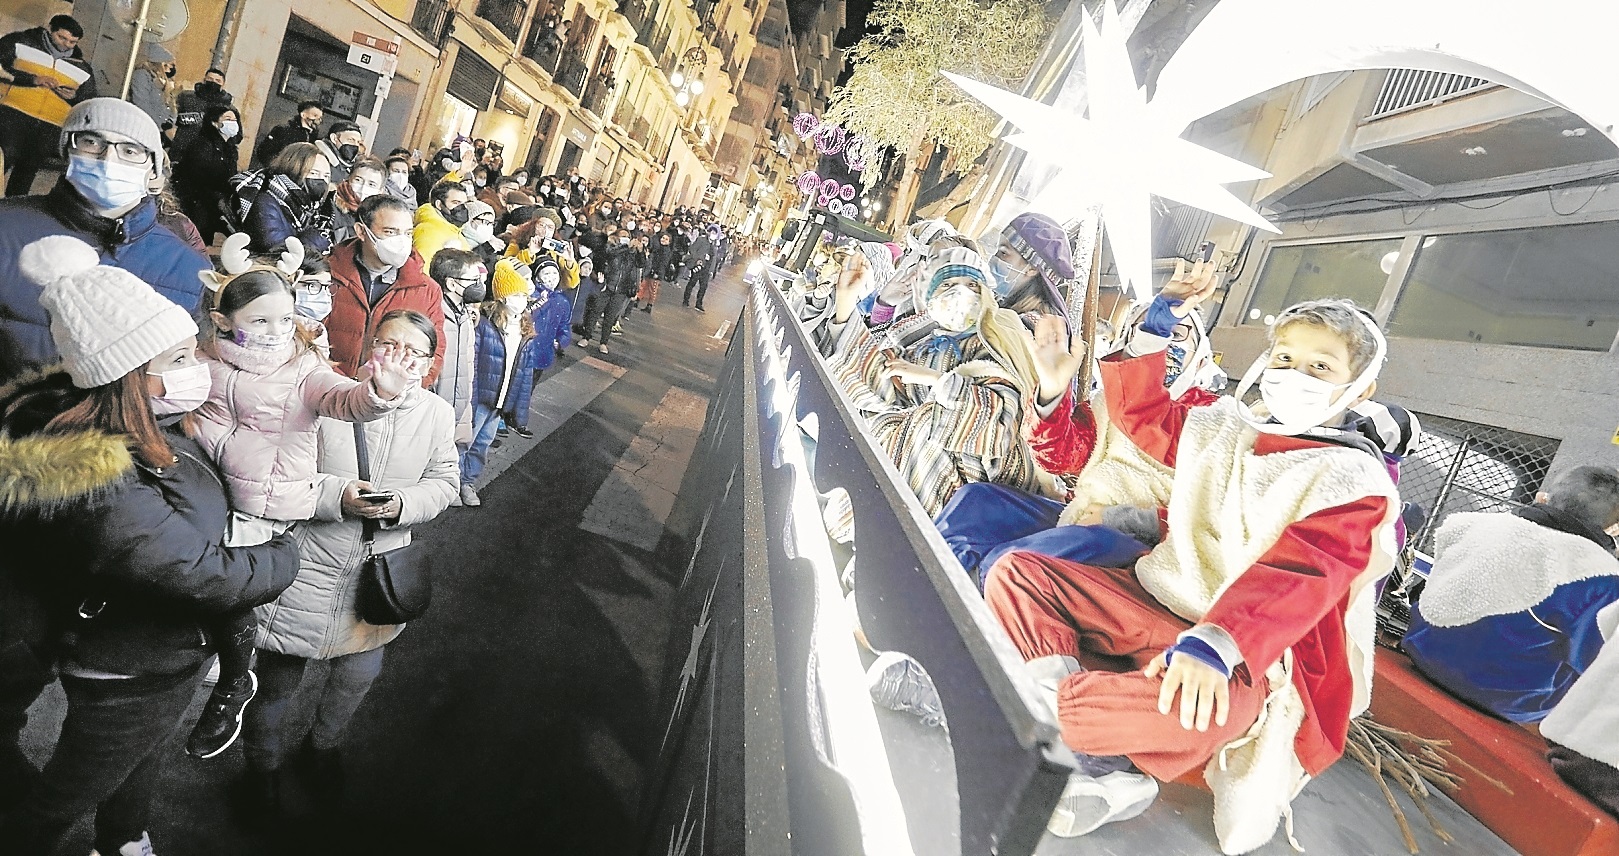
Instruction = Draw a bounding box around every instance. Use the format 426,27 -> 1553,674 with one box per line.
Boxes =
370,230 -> 412,268
926,283 -> 981,333
388,171 -> 411,188
295,286 -> 332,321
1258,369 -> 1351,427
219,121 -> 240,140
462,222 -> 494,245
233,327 -> 294,351
503,294 -> 528,313
148,362 -> 211,415
538,267 -> 560,290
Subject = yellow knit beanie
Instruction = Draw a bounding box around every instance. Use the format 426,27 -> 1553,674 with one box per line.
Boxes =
491,258 -> 533,301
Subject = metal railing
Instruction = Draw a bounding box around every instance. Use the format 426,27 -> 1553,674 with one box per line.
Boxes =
475,0 -> 527,44
1399,412 -> 1559,553
556,58 -> 589,97
523,25 -> 565,76
621,0 -> 652,34
410,0 -> 455,46
581,78 -> 612,116
1365,69 -> 1497,121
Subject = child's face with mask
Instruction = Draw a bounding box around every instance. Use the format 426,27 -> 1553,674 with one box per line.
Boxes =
926,276 -> 982,332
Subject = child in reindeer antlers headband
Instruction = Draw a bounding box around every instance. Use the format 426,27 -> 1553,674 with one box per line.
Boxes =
160,232 -> 422,760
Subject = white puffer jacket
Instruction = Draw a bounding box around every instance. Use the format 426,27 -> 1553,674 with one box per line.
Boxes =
254,387 -> 458,659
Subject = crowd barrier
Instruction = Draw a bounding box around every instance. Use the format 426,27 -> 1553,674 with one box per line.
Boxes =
637,278 -> 1071,855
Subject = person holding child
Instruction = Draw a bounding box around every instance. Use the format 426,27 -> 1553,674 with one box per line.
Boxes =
182,238 -> 418,760
984,260 -> 1403,852
0,237 -> 299,856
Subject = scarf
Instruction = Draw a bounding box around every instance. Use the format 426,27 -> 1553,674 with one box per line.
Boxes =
914,328 -> 977,363
212,335 -> 299,376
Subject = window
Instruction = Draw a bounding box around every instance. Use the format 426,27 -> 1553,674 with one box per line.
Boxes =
1244,238 -> 1401,326
1388,221 -> 1619,350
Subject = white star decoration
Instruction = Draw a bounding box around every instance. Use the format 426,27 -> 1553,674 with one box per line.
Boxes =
944,1 -> 1280,298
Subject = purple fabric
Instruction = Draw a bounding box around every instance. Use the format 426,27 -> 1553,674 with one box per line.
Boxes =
1004,212 -> 1075,282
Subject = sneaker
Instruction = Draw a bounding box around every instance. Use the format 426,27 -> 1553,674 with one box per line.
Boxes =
598,344 -> 609,355
90,830 -> 156,856
641,305 -> 652,313
496,424 -> 510,437
1046,770 -> 1159,838
866,651 -> 945,728
695,305 -> 706,313
513,426 -> 535,439
611,323 -> 624,336
186,671 -> 258,759
576,338 -> 593,349
460,484 -> 481,507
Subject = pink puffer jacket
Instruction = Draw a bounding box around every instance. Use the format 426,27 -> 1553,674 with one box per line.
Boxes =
193,343 -> 397,522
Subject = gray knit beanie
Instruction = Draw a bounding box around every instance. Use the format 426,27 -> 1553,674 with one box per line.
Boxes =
58,97 -> 164,159
21,236 -> 199,389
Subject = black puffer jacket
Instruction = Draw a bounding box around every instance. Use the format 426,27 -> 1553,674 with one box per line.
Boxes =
0,370 -> 299,678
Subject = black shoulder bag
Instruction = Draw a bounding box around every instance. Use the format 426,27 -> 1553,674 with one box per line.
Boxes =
353,422 -> 433,625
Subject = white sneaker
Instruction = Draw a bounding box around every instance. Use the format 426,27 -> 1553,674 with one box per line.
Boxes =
576,338 -> 593,349
90,830 -> 157,856
867,651 -> 945,728
460,484 -> 481,507
1046,770 -> 1159,838
598,344 -> 609,354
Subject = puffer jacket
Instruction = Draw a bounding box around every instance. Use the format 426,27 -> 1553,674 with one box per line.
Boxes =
255,387 -> 457,658
244,175 -> 333,257
192,341 -> 398,522
472,310 -> 541,413
0,369 -> 298,677
326,239 -> 447,385
433,295 -> 478,435
601,242 -> 645,297
0,180 -> 208,383
412,202 -> 470,269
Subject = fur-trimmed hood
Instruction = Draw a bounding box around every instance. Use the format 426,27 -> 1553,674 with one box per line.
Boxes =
0,368 -> 135,518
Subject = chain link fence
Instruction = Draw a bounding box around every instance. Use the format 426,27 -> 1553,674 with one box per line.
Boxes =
1399,412 -> 1561,553
1378,412 -> 1560,642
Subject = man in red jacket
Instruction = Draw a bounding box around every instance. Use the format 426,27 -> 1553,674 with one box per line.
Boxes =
327,195 -> 445,385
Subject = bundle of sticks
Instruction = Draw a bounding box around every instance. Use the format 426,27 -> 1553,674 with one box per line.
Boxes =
1344,715 -> 1512,854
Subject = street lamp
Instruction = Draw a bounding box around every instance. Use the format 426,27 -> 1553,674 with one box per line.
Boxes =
657,45 -> 710,210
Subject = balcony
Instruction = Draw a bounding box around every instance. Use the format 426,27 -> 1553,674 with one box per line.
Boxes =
556,58 -> 589,98
523,25 -> 565,76
410,0 -> 455,46
476,0 -> 527,45
621,0 -> 653,34
581,76 -> 614,117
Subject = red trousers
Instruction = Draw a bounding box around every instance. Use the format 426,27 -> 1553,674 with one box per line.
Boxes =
636,277 -> 660,303
985,551 -> 1268,780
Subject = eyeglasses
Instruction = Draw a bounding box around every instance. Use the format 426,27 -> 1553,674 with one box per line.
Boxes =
69,132 -> 150,165
299,278 -> 331,293
1170,324 -> 1194,343
372,339 -> 432,360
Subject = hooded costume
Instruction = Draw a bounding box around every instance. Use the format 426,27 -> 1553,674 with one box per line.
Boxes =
809,246 -> 1044,517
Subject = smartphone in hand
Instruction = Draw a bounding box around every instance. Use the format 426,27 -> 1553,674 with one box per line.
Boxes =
357,490 -> 393,504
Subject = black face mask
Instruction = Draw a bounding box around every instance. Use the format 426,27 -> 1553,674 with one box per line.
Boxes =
460,279 -> 488,304
336,143 -> 360,163
165,67 -> 176,78
443,202 -> 470,226
304,178 -> 329,199
197,81 -> 221,97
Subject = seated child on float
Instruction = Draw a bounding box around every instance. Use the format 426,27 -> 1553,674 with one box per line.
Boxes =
1403,465 -> 1619,723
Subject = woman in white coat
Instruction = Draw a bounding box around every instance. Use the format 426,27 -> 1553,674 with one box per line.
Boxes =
239,309 -> 459,817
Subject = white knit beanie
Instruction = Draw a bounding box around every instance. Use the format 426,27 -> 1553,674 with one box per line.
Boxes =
22,236 -> 199,389
58,97 -> 164,159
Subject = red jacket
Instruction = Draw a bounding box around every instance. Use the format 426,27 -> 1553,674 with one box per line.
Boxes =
1084,352 -> 1387,775
1029,381 -> 1221,477
327,240 -> 446,387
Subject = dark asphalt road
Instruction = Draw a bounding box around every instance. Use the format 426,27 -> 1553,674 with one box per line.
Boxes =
23,268 -> 749,856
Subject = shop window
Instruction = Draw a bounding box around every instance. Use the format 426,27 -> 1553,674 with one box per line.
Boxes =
1243,238 -> 1400,326
1388,221 -> 1619,350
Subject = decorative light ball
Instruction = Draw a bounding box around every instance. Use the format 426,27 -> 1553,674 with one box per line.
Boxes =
839,183 -> 856,201
793,112 -> 820,137
670,70 -> 685,88
690,80 -> 705,95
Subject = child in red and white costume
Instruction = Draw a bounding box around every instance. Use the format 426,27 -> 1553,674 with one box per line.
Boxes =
984,262 -> 1402,853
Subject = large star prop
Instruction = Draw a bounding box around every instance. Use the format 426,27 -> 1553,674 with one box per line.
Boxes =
943,1 -> 1279,298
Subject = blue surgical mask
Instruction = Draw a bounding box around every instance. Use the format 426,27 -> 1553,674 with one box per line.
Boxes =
986,256 -> 1021,300
65,154 -> 149,213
